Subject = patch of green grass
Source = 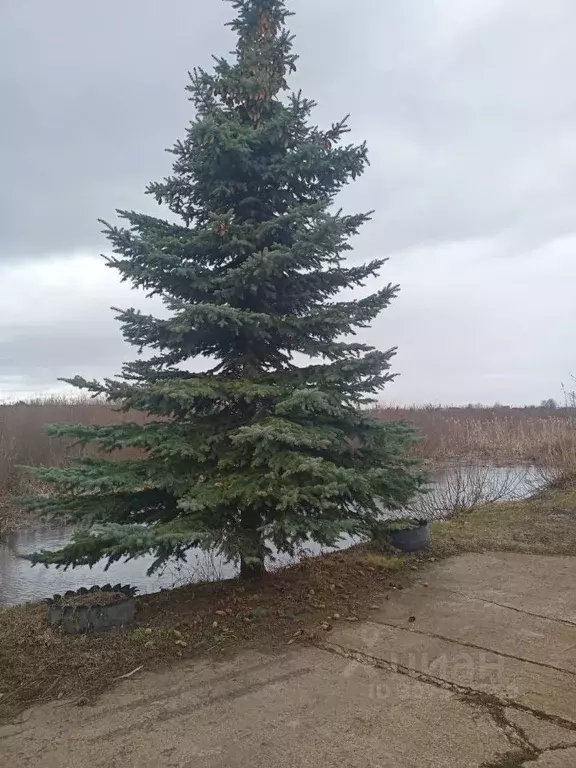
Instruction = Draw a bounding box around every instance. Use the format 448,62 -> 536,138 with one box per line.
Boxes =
361,554 -> 406,572
431,486 -> 576,558
480,749 -> 536,767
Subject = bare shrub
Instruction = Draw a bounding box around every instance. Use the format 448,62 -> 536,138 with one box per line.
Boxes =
411,461 -> 537,520
153,549 -> 228,588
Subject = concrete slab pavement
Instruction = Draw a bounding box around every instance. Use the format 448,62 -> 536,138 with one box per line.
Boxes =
423,552 -> 576,624
532,750 -> 576,766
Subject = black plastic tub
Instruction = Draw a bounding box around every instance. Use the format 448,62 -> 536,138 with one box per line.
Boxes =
389,521 -> 431,553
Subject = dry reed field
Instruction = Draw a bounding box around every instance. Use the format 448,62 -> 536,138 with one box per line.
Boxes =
374,404 -> 576,467
1,398 -> 575,533
0,398 -> 144,494
0,398 -> 146,534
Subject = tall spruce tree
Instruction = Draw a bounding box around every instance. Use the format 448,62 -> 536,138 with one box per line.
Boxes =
25,0 -> 423,578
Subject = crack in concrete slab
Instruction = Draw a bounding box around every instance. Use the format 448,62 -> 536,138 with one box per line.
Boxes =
367,617 -> 576,679
480,748 -> 536,767
316,640 -> 576,767
547,743 -> 576,751
483,742 -> 576,768
314,640 -> 576,732
474,696 -> 538,753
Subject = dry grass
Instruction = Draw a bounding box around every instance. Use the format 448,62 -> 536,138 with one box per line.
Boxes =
1,400 -> 575,485
375,404 -> 576,494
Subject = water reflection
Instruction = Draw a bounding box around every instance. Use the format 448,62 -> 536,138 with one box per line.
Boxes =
0,527 -> 235,606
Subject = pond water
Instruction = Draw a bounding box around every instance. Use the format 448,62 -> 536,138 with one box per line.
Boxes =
0,464 -> 542,605
0,529 -> 344,606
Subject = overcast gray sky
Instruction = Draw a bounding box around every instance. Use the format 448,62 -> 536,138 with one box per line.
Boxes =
1,0 -> 575,404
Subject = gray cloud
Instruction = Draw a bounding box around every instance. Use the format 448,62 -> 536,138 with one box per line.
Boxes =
4,0 -> 575,258
1,0 -> 575,402
0,0 -> 230,257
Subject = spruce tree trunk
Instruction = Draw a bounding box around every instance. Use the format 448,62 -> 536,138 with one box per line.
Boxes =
240,554 -> 266,579
239,508 -> 266,579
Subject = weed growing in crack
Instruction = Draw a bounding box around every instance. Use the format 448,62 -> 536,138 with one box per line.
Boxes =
480,749 -> 537,767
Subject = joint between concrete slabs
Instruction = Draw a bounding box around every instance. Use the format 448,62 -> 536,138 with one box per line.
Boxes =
366,617 -> 576,680
438,588 -> 576,630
